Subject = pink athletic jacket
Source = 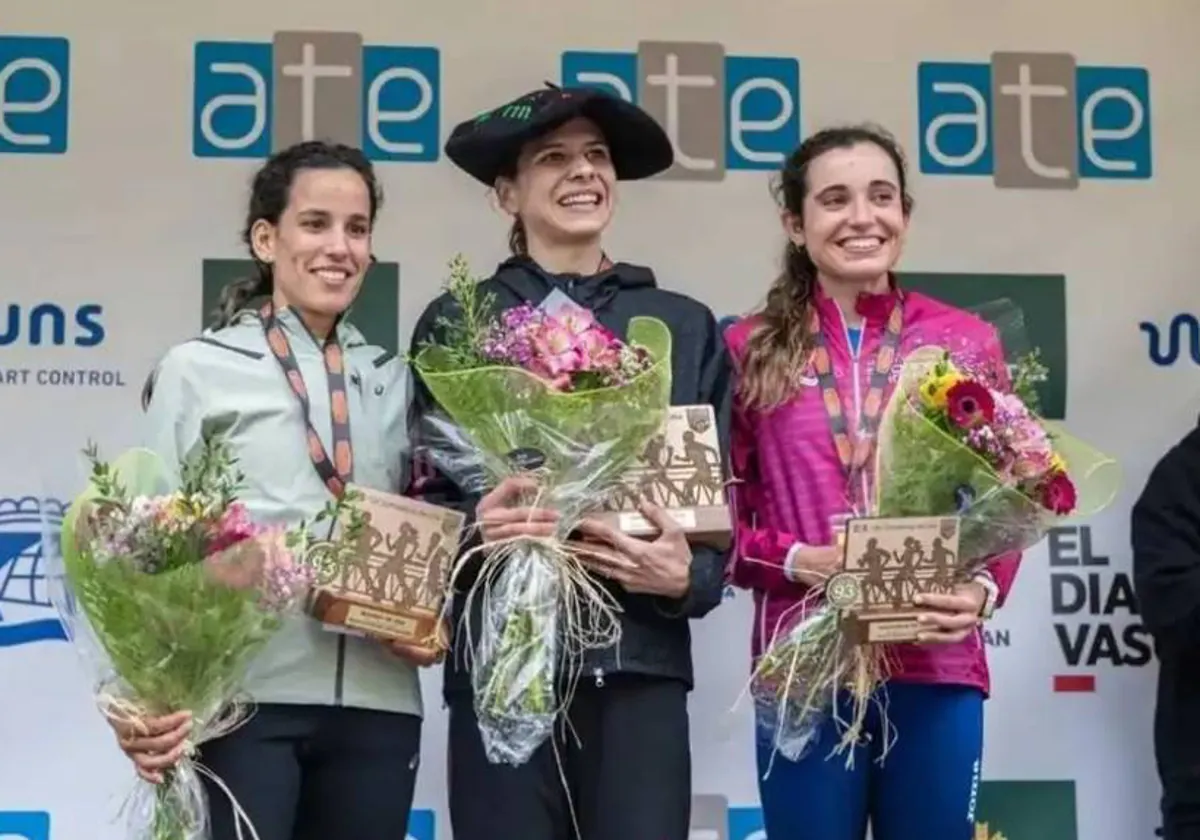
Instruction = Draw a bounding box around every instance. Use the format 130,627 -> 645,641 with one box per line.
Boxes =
724,279 -> 1022,695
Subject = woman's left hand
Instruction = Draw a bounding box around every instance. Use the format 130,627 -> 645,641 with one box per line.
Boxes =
385,639 -> 445,667
575,501 -> 692,599
913,582 -> 987,644
383,620 -> 448,667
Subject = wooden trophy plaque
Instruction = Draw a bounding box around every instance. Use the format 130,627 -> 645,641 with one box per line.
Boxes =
591,404 -> 732,549
308,484 -> 465,653
824,515 -> 962,644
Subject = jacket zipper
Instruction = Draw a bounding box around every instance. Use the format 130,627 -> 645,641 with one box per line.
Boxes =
321,515 -> 347,706
334,636 -> 346,705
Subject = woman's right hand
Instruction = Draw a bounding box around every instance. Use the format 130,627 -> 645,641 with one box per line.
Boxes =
476,476 -> 560,542
106,709 -> 193,784
785,544 -> 843,587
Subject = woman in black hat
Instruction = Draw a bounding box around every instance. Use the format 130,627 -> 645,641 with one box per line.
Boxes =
408,85 -> 732,840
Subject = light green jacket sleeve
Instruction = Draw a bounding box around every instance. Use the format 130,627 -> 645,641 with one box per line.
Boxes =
365,353 -> 412,494
140,346 -> 206,486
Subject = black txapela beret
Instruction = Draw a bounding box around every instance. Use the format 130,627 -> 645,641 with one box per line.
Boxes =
443,83 -> 675,185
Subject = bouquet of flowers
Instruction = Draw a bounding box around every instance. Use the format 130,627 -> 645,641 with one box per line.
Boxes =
410,254 -> 673,766
46,434 -> 362,840
752,344 -> 1119,763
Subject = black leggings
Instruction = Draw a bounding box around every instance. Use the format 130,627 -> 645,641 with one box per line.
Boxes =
196,703 -> 421,840
447,675 -> 692,840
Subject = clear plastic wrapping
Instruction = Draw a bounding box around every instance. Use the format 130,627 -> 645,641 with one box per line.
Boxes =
750,324 -> 1120,766
44,442 -> 355,840
412,313 -> 674,766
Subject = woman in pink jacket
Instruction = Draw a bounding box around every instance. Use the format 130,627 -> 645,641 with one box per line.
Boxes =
724,124 -> 1021,840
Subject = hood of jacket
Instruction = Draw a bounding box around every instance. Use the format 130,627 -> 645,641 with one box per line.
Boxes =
489,255 -> 657,313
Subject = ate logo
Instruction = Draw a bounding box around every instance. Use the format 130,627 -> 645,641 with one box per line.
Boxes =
1049,525 -> 1151,691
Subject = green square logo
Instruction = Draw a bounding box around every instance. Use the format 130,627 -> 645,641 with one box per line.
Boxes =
974,780 -> 1078,840
200,259 -> 402,356
900,272 -> 1068,420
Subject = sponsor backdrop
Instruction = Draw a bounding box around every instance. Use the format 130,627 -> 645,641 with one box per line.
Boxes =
0,0 -> 1190,838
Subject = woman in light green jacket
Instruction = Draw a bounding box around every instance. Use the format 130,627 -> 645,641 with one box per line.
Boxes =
105,140 -> 433,840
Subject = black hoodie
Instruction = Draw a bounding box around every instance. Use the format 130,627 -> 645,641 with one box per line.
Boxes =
407,255 -> 733,697
1131,422 -> 1200,837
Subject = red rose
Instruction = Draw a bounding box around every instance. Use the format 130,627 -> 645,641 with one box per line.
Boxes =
1040,472 -> 1077,515
945,380 -> 995,428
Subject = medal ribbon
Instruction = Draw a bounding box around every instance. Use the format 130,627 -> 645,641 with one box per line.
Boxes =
260,301 -> 354,497
808,298 -> 905,498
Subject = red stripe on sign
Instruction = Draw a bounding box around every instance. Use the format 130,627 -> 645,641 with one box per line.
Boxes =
1053,674 -> 1096,693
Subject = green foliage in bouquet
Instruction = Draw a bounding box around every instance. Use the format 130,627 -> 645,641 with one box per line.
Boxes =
874,347 -> 1117,564
56,432 -> 366,840
409,254 -> 674,465
405,254 -> 676,765
61,434 -> 363,714
749,345 -> 1119,767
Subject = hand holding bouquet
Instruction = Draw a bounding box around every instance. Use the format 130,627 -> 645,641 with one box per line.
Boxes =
48,435 -> 361,840
753,345 -> 1119,763
410,255 -> 673,766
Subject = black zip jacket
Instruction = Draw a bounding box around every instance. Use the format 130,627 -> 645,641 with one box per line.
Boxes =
407,255 -> 733,697
1131,421 -> 1200,838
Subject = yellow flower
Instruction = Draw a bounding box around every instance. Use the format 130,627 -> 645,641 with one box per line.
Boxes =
169,493 -> 200,518
920,372 -> 964,410
159,492 -> 206,531
1050,452 -> 1067,473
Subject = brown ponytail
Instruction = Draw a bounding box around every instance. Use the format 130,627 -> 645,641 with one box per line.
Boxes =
508,217 -> 528,256
738,242 -> 819,411
210,263 -> 272,330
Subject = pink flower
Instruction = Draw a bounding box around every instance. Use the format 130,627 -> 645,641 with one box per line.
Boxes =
257,531 -> 316,613
993,391 -> 1030,420
1007,416 -> 1051,453
1040,472 -> 1077,515
208,502 -> 261,554
532,325 -> 584,375
480,303 -> 654,391
559,310 -> 597,336
1013,450 -> 1053,480
577,328 -> 618,369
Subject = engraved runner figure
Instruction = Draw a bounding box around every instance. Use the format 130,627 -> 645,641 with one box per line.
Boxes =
928,536 -> 957,594
373,522 -> 421,603
341,518 -> 384,596
889,537 -> 924,607
413,531 -> 449,608
858,537 -> 892,607
639,434 -> 680,507
674,430 -> 721,505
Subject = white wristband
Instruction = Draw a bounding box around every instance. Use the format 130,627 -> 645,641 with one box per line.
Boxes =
972,569 -> 999,619
783,542 -> 806,583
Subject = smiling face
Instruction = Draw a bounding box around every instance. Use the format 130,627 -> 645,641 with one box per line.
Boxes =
784,141 -> 909,289
497,117 -> 616,248
249,166 -> 372,335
